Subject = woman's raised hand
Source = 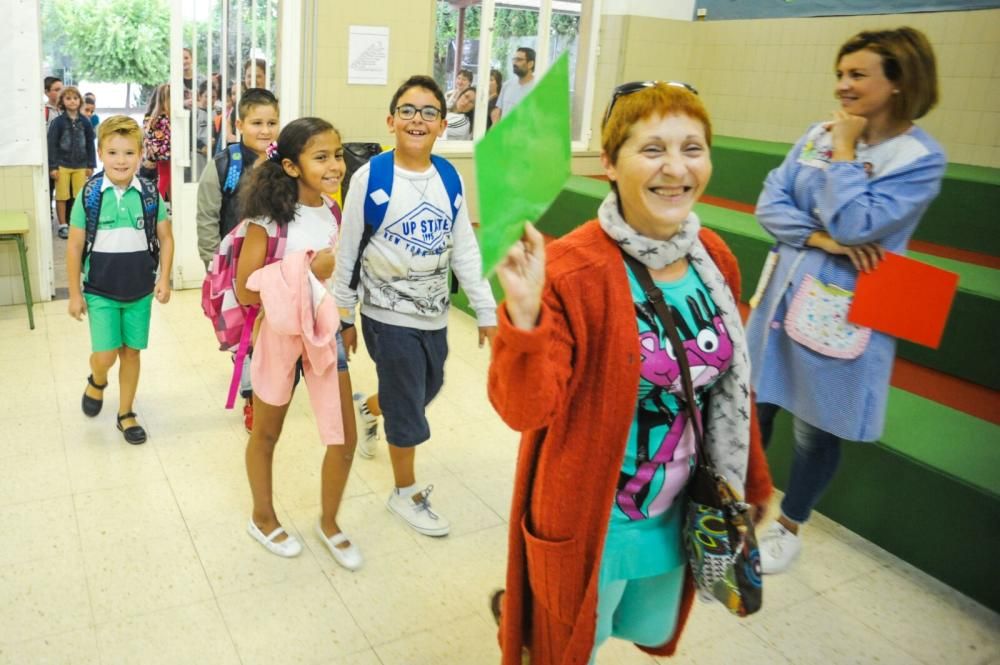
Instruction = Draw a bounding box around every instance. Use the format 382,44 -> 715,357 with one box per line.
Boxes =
497,222 -> 546,331
807,231 -> 884,273
827,109 -> 867,160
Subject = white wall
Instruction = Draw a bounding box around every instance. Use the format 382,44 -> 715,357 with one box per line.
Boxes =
602,0 -> 694,20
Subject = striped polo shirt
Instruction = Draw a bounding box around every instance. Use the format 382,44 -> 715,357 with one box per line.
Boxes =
70,175 -> 168,301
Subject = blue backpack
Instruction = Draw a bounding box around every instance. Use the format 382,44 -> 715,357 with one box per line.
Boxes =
349,150 -> 463,291
81,172 -> 160,264
218,142 -> 246,195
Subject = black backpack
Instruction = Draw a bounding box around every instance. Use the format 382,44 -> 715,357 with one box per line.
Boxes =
81,172 -> 160,264
341,142 -> 384,202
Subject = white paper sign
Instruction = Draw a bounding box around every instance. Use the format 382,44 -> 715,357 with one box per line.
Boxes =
348,26 -> 389,86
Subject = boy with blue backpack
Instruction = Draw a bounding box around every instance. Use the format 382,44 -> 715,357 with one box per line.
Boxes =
334,75 -> 498,537
196,88 -> 279,433
196,88 -> 280,266
66,116 -> 174,445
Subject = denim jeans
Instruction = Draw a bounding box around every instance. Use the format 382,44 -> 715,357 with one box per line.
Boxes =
757,403 -> 842,523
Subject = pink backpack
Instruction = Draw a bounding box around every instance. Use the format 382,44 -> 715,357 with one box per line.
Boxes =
202,220 -> 288,352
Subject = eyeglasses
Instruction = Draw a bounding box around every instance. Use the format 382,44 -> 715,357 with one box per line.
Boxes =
602,80 -> 699,127
395,104 -> 442,122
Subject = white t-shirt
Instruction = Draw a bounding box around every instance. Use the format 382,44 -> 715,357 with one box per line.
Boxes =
444,113 -> 472,140
251,202 -> 339,306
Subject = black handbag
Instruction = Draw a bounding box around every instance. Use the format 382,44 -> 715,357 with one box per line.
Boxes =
623,252 -> 762,617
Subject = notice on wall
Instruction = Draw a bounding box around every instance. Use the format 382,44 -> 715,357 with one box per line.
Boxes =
348,26 -> 389,86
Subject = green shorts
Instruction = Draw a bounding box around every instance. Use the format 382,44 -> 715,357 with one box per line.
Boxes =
85,293 -> 154,352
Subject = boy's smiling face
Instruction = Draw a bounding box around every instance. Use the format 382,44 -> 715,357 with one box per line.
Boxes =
387,87 -> 445,159
236,104 -> 279,157
99,135 -> 142,188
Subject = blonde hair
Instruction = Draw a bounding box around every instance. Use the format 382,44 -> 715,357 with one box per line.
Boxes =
97,115 -> 143,151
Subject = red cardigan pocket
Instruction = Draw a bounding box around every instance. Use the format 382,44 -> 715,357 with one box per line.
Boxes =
521,513 -> 585,627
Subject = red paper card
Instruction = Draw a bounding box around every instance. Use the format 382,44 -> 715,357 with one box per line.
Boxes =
848,252 -> 959,349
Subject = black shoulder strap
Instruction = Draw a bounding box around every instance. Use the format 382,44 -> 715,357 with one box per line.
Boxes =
622,251 -> 709,465
137,176 -> 161,262
81,172 -> 106,261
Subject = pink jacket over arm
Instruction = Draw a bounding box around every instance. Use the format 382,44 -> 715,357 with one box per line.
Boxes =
246,250 -> 345,445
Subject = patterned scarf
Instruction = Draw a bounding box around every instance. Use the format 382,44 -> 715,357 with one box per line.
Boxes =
598,191 -> 752,496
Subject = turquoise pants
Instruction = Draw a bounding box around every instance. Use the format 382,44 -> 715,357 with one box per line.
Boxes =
588,564 -> 685,664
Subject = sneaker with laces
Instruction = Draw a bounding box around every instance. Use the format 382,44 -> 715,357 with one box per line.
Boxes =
243,398 -> 254,434
759,522 -> 802,574
387,485 -> 450,537
353,392 -> 378,459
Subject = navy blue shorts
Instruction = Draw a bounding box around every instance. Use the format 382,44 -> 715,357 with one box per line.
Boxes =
361,315 -> 448,447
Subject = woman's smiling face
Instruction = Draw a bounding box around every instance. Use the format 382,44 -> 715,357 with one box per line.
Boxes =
603,113 -> 712,241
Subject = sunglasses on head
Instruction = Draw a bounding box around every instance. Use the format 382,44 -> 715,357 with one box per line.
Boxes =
602,80 -> 699,127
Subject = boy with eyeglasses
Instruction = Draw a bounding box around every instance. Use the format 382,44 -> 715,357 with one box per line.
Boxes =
334,74 -> 497,537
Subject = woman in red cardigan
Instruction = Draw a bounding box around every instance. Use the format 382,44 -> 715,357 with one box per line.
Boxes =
488,82 -> 773,664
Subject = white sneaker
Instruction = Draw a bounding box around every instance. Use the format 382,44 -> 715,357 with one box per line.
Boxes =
247,519 -> 302,558
387,485 -> 450,537
353,393 -> 378,459
759,522 -> 802,574
315,521 -> 363,571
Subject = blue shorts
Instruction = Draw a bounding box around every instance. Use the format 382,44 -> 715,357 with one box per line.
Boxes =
361,315 -> 447,447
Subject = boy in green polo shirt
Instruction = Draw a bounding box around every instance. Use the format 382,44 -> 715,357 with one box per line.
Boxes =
66,115 -> 174,445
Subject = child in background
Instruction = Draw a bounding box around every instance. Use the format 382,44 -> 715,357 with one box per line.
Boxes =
83,93 -> 100,129
48,85 -> 96,239
334,75 -> 498,537
144,84 -> 172,202
44,76 -> 64,214
197,87 -> 280,433
197,88 -> 280,266
234,117 -> 361,568
195,80 -> 211,177
44,76 -> 63,130
66,115 -> 174,445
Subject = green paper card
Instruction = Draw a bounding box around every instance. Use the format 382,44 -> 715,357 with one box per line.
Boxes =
475,52 -> 572,276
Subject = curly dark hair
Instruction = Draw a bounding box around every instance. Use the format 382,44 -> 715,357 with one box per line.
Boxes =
239,117 -> 339,226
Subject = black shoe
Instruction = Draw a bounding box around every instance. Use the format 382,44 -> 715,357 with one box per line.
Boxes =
116,412 -> 147,445
490,589 -> 504,627
81,374 -> 108,417
57,225 -> 69,239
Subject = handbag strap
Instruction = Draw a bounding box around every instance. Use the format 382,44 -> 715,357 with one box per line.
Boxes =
622,252 -> 714,469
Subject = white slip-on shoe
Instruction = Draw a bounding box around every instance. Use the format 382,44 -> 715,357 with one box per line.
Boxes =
315,521 -> 363,571
353,392 -> 378,459
386,485 -> 450,537
759,522 -> 802,574
247,519 -> 303,558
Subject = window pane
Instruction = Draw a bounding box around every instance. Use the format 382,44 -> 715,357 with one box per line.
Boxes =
433,1 -> 483,141
432,1 -> 593,143
551,2 -> 585,140
489,4 -> 543,132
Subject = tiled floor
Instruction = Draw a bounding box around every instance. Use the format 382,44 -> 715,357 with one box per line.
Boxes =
1,291 -> 998,665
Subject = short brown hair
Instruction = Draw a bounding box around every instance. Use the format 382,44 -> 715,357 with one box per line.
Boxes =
836,27 -> 938,121
97,115 -> 143,151
601,83 -> 712,165
57,85 -> 82,111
